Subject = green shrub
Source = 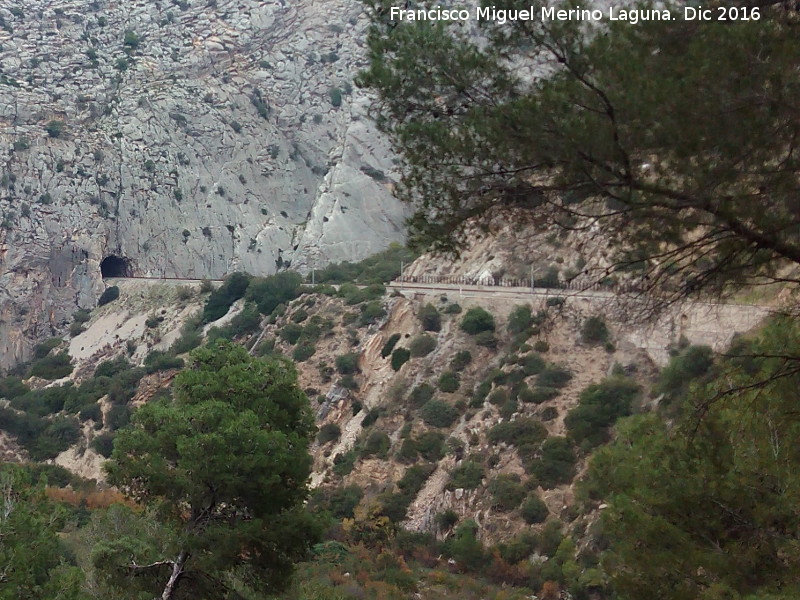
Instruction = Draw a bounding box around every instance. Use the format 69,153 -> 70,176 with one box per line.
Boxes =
418,303 -> 442,332
23,415 -> 81,461
381,333 -> 401,358
520,352 -> 546,375
537,366 -> 573,388
359,300 -> 386,326
565,377 -> 640,448
500,398 -> 518,419
444,521 -> 485,571
95,356 -> 132,378
279,322 -> 303,345
12,386 -> 72,417
435,509 -> 459,530
317,423 -> 342,444
448,460 -> 484,489
581,316 -> 610,344
245,271 -> 303,315
444,303 -> 462,314
335,353 -> 360,374
226,303 -> 262,337
474,331 -> 497,348
329,86 -> 343,107
144,352 -> 184,374
489,474 -> 526,511
361,409 -> 381,428
415,431 -> 446,461
391,348 -> 411,371
45,119 -> 65,138
98,285 -> 120,306
450,350 -> 472,371
409,333 -> 437,357
496,531 -> 539,564
339,374 -> 359,390
526,386 -> 560,404
438,371 -> 460,393
0,377 -> 28,400
292,342 -> 316,362
337,283 -> 365,305
521,494 -> 549,524
72,309 -> 91,324
488,417 -> 548,447
29,352 -> 73,380
380,463 -> 435,523
409,383 -> 435,406
540,406 -> 558,421
79,402 -> 102,423
203,272 -> 250,322
397,438 -> 419,463
471,380 -> 492,407
525,437 -> 576,488
312,243 -> 416,285
487,388 -> 509,406
546,297 -> 565,307
421,399 -> 459,428
123,29 -> 140,49
170,327 -> 202,355
332,451 -> 356,477
533,340 -> 550,352
323,484 -> 363,519
655,344 -> 714,402
507,305 -> 533,334
33,338 -> 63,359
361,430 -> 390,458
460,307 -> 495,334
255,337 -> 277,357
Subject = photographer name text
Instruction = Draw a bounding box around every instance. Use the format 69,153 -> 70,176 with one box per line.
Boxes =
389,5 -> 761,24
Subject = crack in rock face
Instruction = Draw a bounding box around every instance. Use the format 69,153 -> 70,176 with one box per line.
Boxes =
0,0 -> 408,367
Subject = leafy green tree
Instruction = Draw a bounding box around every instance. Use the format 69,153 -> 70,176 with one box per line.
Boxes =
359,0 -> 800,303
104,341 -> 320,599
0,465 -> 85,599
583,317 -> 800,600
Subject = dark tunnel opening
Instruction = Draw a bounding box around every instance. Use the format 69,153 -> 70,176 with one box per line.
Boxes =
100,255 -> 131,278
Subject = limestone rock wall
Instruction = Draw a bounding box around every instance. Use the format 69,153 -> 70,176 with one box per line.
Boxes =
0,0 -> 407,367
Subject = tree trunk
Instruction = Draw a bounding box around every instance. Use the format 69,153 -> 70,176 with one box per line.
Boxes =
161,550 -> 189,600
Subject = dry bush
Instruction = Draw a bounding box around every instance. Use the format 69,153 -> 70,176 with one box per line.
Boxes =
46,486 -> 136,509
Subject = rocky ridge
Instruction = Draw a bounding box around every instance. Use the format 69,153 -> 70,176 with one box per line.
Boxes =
0,0 -> 406,367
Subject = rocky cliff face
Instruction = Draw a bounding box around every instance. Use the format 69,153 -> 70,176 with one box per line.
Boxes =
0,0 -> 406,367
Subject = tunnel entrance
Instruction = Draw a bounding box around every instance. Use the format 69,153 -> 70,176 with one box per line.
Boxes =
100,255 -> 132,278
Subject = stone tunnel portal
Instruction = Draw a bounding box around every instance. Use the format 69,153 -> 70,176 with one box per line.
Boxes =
100,255 -> 132,279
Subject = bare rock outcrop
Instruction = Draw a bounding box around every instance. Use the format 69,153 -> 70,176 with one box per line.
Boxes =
0,0 -> 407,367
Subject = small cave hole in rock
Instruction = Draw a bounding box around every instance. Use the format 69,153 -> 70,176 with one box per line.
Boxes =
100,255 -> 132,278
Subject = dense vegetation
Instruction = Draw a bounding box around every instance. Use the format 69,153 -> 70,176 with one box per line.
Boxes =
360,0 -> 800,304
103,342 -> 321,598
